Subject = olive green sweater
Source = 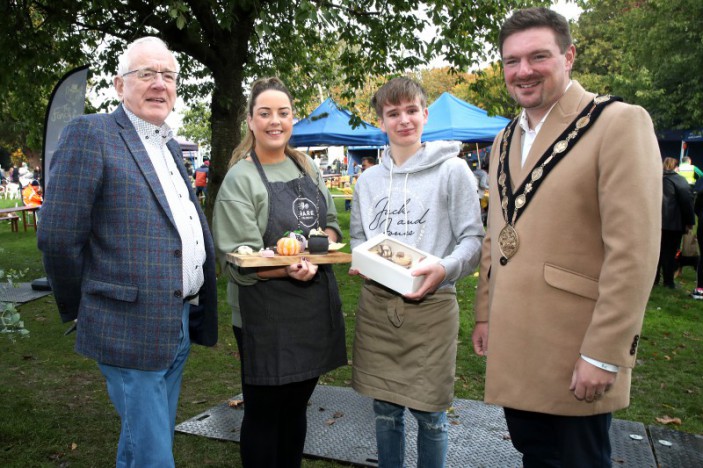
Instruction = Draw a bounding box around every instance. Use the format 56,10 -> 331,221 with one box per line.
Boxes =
212,155 -> 342,326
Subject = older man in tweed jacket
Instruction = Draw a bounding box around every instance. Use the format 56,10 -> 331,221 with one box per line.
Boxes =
38,37 -> 217,467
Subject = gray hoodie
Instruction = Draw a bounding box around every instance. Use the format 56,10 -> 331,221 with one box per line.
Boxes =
350,140 -> 484,289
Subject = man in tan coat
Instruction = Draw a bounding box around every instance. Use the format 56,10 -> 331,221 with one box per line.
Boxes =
472,7 -> 661,467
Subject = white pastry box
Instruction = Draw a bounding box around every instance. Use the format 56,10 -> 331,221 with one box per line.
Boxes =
352,234 -> 441,295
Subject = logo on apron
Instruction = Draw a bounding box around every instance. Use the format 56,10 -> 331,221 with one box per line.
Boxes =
293,197 -> 319,228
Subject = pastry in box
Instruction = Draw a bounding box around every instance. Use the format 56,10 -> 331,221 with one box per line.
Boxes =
352,234 -> 440,295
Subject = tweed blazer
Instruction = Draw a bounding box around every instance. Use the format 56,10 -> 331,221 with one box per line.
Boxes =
475,82 -> 661,416
38,105 -> 217,370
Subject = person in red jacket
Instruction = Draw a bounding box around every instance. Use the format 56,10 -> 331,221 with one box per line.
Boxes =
194,160 -> 209,200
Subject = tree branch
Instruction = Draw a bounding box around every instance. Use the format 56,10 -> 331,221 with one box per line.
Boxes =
309,0 -> 383,18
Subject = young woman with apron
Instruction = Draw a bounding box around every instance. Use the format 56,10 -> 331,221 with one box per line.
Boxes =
213,77 -> 346,468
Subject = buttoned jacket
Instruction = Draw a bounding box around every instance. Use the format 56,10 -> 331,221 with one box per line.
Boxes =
475,82 -> 661,416
38,105 -> 217,370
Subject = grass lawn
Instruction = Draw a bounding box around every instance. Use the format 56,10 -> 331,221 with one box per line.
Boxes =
1,195 -> 702,467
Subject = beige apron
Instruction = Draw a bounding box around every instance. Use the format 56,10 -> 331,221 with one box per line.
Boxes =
352,282 -> 459,412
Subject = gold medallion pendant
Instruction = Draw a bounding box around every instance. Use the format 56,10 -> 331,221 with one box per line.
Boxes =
498,224 -> 519,262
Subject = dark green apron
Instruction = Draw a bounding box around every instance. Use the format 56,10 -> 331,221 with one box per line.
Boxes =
238,152 -> 347,385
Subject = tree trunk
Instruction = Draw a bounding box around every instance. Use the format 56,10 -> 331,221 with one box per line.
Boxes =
205,72 -> 245,225
196,3 -> 256,226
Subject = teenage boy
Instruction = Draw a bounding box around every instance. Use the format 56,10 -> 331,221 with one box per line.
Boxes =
349,77 -> 484,467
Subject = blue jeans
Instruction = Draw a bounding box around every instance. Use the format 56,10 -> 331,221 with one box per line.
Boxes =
374,399 -> 448,468
98,302 -> 191,468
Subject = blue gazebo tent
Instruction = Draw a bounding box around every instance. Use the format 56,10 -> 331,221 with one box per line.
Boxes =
423,92 -> 510,143
176,138 -> 201,167
176,138 -> 199,152
347,146 -> 382,175
291,98 -> 388,147
657,128 -> 703,165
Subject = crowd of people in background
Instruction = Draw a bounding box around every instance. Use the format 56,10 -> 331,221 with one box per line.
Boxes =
657,157 -> 695,289
0,163 -> 42,187
1,163 -> 43,206
657,155 -> 703,300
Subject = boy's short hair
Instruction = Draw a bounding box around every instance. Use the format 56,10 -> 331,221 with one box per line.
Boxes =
371,77 -> 427,118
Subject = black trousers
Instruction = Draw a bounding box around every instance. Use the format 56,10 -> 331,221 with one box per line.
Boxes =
504,407 -> 613,468
233,326 -> 318,468
657,229 -> 684,287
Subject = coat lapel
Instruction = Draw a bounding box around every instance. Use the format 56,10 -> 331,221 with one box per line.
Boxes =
113,106 -> 177,229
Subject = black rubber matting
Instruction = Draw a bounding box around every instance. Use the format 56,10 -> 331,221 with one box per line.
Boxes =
176,385 -> 669,467
0,282 -> 52,304
648,425 -> 703,467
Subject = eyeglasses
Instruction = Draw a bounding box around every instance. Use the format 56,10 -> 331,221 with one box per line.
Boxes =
122,68 -> 179,86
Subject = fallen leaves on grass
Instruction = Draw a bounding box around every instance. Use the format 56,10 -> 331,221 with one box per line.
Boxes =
656,415 -> 682,425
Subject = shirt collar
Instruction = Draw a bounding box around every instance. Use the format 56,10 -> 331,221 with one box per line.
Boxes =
518,80 -> 573,135
123,106 -> 173,148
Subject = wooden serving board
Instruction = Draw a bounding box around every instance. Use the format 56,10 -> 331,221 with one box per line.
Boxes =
227,251 -> 352,267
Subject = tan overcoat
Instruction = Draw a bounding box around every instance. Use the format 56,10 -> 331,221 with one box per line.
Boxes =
475,82 -> 661,416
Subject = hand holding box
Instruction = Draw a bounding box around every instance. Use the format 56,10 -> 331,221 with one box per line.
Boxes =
352,234 -> 440,295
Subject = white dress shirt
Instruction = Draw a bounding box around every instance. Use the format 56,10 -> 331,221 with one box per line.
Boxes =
125,108 -> 206,298
519,82 -> 573,167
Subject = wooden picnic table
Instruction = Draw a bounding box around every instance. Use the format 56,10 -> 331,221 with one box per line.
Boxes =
0,205 -> 39,232
323,173 -> 359,188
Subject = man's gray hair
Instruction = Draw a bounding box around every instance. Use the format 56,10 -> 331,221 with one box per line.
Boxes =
116,37 -> 179,76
